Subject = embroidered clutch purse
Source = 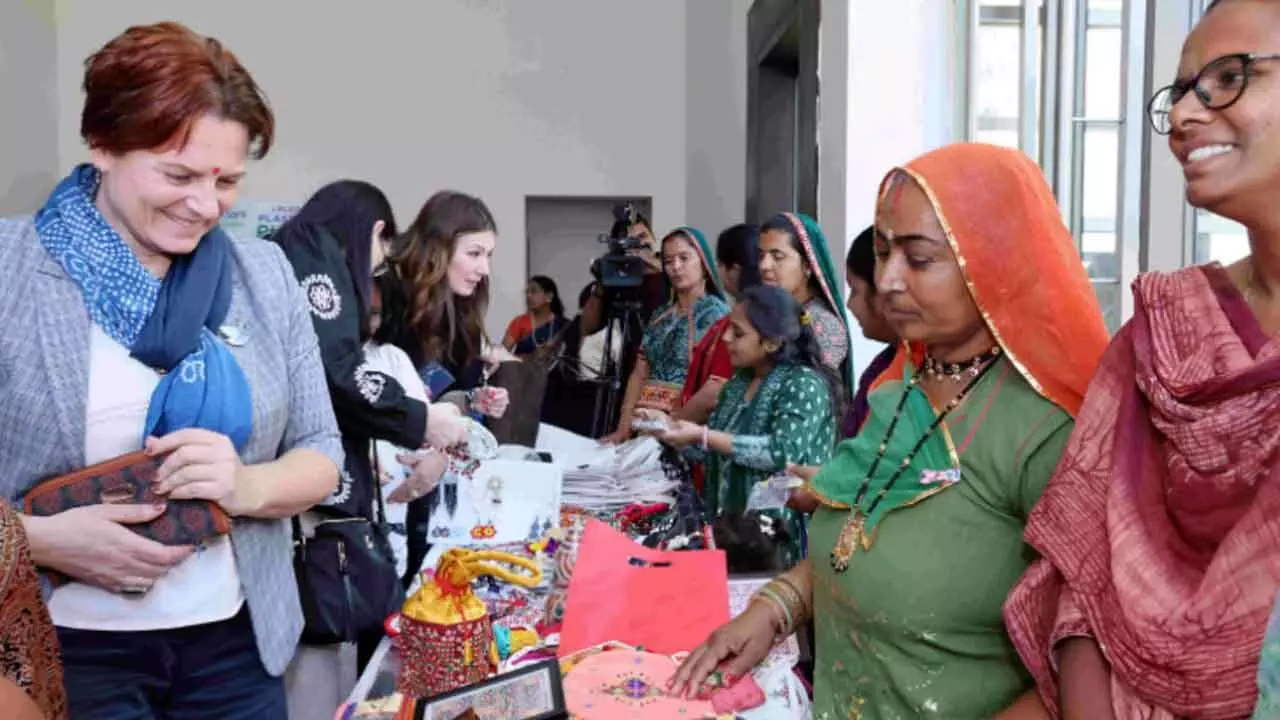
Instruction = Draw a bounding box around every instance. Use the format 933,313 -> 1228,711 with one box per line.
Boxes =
22,450 -> 233,547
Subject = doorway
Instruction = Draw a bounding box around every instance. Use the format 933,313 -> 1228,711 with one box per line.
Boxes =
746,0 -> 820,223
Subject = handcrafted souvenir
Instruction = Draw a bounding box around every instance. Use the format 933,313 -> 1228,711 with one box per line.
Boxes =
412,658 -> 567,720
563,650 -> 714,719
543,514 -> 588,628
426,458 -> 563,548
395,549 -> 543,698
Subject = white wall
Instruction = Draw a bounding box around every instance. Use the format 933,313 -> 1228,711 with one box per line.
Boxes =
0,1 -> 59,215
54,1 -> 725,337
839,0 -> 960,376
685,0 -> 750,241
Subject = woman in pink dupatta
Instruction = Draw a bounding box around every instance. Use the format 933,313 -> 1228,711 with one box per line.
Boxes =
1004,2 -> 1280,717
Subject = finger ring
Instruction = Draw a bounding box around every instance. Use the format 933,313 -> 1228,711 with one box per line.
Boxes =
120,578 -> 151,595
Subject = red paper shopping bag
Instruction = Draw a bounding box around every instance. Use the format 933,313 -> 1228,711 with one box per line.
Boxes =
558,519 -> 730,656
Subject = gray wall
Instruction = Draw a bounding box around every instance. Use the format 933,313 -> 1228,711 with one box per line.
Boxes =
0,1 -> 59,215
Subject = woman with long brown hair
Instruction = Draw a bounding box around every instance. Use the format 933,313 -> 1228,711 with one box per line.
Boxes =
383,190 -> 511,582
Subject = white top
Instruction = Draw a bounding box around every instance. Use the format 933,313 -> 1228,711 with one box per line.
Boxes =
363,342 -> 429,579
48,326 -> 244,631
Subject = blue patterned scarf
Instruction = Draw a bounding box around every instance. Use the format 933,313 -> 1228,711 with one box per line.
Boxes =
35,164 -> 253,450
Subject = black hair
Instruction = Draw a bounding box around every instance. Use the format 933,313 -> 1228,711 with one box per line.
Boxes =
371,264 -> 414,353
760,214 -> 824,298
845,225 -> 876,291
741,284 -> 846,420
715,223 -> 762,294
662,229 -> 722,298
711,514 -> 789,573
272,179 -> 396,340
529,275 -> 565,318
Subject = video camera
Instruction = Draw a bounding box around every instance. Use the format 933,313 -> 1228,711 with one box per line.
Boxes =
589,202 -> 650,290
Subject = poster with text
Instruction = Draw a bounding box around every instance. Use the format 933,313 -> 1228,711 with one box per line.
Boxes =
221,201 -> 300,240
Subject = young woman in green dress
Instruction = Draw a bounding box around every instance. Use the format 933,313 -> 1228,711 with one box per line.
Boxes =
669,143 -> 1111,719
638,285 -> 839,566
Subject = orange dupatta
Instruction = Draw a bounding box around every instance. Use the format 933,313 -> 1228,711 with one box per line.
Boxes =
870,143 -> 1109,417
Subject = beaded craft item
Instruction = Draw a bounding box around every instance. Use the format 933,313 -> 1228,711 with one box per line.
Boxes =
395,548 -> 542,698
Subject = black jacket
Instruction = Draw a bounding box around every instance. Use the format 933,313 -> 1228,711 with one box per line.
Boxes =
275,227 -> 427,516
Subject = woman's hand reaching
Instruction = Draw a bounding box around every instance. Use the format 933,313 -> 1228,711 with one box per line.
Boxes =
667,600 -> 780,699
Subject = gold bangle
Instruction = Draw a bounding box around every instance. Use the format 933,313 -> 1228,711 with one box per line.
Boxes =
763,578 -> 804,627
751,590 -> 792,635
772,575 -> 809,623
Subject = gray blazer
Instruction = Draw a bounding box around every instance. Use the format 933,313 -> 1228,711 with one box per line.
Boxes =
0,217 -> 344,676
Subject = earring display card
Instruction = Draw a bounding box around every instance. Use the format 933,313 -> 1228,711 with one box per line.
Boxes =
426,459 -> 564,547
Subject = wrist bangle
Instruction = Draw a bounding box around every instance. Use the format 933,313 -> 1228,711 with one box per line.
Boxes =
701,426 -> 709,451
754,588 -> 793,636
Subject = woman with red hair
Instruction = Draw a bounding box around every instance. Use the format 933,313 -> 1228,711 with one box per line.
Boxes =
0,22 -> 343,718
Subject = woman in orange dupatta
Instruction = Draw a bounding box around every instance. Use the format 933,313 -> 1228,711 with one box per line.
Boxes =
670,143 -> 1108,719
1004,3 -> 1280,718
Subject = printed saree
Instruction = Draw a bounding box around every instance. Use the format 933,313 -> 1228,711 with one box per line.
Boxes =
638,227 -> 728,413
1005,263 -> 1280,719
807,142 -> 1109,718
682,213 -> 855,411
0,501 -> 66,719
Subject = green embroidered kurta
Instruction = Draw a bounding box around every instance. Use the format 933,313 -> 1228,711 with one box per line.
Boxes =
808,361 -> 1072,719
693,363 -> 836,566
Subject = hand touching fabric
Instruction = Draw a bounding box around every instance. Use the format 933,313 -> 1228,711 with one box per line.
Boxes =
667,601 -> 779,699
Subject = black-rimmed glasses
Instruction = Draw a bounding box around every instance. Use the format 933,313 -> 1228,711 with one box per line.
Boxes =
1148,52 -> 1280,135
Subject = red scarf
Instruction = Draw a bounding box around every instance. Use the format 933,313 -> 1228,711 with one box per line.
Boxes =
1005,264 -> 1280,719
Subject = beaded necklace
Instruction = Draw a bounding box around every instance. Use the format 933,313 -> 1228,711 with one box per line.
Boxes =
921,346 -> 1002,383
829,351 -> 1000,572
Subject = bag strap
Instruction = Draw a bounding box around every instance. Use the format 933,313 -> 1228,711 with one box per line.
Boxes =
371,442 -> 388,526
290,513 -> 304,546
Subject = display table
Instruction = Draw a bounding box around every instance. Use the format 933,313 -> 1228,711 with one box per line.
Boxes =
339,567 -> 809,719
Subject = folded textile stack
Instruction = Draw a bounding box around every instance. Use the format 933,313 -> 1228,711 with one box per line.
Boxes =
553,437 -> 678,512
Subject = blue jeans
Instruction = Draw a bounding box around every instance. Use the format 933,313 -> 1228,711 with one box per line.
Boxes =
56,607 -> 286,720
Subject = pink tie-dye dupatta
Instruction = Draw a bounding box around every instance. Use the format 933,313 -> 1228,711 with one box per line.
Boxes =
1005,264 -> 1280,719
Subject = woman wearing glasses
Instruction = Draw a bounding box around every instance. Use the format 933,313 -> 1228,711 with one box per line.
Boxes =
1005,2 -> 1280,717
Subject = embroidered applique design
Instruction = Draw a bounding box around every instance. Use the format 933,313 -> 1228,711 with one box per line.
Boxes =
604,675 -> 665,704
324,470 -> 355,506
354,362 -> 386,403
301,273 -> 341,320
920,468 -> 962,486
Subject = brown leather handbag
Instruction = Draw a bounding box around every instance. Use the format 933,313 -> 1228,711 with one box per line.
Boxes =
22,450 -> 232,546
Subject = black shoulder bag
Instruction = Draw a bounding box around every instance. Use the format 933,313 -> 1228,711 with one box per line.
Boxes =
292,452 -> 404,646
